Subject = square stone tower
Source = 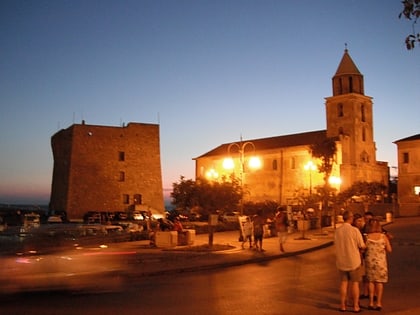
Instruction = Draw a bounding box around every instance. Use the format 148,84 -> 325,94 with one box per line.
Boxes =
49,121 -> 164,219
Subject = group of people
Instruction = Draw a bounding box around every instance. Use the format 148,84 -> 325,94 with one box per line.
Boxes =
241,207 -> 289,252
335,210 -> 392,312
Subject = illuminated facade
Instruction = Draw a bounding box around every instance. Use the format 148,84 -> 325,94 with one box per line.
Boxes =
394,134 -> 420,216
49,121 -> 164,219
194,49 -> 389,206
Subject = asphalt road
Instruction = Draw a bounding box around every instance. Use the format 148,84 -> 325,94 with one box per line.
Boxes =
1,217 -> 419,315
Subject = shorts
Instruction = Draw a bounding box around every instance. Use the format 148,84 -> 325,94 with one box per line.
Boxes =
254,233 -> 263,241
339,265 -> 363,282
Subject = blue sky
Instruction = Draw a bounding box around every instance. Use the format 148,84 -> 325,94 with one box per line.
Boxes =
0,0 -> 419,204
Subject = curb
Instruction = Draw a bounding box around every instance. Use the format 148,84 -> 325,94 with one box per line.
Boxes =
129,240 -> 334,279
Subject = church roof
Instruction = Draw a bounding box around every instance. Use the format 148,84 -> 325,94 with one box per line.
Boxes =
334,49 -> 361,76
194,130 -> 330,159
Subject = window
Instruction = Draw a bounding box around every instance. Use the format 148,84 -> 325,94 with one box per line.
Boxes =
119,171 -> 125,182
123,194 -> 129,204
119,151 -> 125,161
134,194 -> 142,205
362,127 -> 366,141
403,152 -> 409,164
360,151 -> 369,163
349,76 -> 353,92
339,127 -> 344,135
338,103 -> 344,117
361,104 -> 366,122
291,157 -> 296,169
414,186 -> 420,196
272,159 -> 278,171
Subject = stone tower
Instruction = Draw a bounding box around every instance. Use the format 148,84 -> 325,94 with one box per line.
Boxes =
325,49 -> 386,189
49,121 -> 164,219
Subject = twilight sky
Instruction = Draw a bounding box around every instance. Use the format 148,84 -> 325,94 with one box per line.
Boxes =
0,0 -> 419,205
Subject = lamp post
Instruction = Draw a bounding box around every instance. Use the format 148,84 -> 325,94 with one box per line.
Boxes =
223,138 -> 261,215
304,161 -> 317,195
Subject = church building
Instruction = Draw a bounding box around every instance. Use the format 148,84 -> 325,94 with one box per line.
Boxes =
194,49 -> 389,207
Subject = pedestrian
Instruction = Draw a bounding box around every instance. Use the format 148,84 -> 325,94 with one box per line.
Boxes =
275,207 -> 288,252
351,213 -> 369,301
334,210 -> 366,313
241,216 -> 253,249
252,210 -> 266,251
364,219 -> 392,311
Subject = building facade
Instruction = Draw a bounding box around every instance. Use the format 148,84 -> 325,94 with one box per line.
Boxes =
394,134 -> 420,216
194,50 -> 389,207
49,121 -> 164,219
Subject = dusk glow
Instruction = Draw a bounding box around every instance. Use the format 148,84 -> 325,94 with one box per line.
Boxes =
0,1 -> 419,205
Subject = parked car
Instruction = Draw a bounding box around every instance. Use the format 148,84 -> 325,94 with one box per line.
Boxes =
221,212 -> 240,223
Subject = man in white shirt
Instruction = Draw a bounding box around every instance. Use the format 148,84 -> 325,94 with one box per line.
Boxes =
335,210 -> 366,313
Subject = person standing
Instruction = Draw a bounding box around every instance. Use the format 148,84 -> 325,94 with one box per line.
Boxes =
275,207 -> 288,252
241,216 -> 253,249
252,210 -> 266,251
364,219 -> 392,311
334,210 -> 366,313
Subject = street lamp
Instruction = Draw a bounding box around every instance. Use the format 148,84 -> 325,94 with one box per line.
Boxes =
223,139 -> 261,215
304,161 -> 317,195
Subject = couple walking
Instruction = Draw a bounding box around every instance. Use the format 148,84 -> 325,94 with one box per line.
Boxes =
241,210 -> 266,251
242,207 -> 289,252
335,210 -> 392,312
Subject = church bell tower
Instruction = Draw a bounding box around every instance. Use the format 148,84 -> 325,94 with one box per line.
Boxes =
325,49 -> 379,188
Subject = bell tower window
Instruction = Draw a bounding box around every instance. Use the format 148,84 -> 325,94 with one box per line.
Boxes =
361,104 -> 366,122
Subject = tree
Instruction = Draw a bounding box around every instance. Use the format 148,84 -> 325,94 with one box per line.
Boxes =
309,137 -> 338,216
336,181 -> 387,211
170,176 -> 241,217
399,0 -> 420,50
310,137 -> 337,187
